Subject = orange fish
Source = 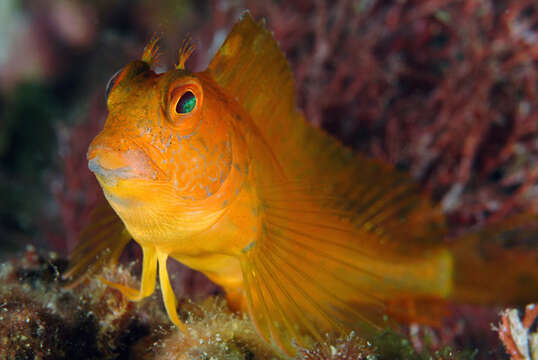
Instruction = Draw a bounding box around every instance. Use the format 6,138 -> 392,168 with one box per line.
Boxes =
64,12 -> 538,356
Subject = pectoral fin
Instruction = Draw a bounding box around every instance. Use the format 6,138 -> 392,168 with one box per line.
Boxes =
238,186 -> 453,356
63,193 -> 131,288
157,251 -> 188,333
99,245 -> 157,301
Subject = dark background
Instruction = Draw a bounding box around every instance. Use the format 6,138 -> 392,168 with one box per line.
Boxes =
0,0 -> 537,279
1,0 -> 536,258
0,1 -> 536,357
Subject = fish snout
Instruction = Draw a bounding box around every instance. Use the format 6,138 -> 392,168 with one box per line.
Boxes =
87,136 -> 162,183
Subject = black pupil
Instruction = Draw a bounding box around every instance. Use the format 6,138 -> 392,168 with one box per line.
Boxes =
176,91 -> 196,114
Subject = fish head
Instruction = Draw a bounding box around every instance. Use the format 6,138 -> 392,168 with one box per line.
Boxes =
87,47 -> 248,241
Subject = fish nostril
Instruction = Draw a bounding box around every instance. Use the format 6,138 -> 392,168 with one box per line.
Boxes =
87,140 -> 110,161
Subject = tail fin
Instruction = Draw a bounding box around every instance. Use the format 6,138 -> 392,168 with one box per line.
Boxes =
450,214 -> 538,305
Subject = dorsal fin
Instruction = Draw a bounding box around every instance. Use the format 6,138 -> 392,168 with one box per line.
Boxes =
206,12 -> 445,250
206,12 -> 296,121
205,12 -> 304,170
205,12 -> 350,187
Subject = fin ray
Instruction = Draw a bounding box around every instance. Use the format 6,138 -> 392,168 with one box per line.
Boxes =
239,183 -> 454,355
253,253 -> 299,350
63,193 -> 131,288
207,13 -> 444,252
264,224 -> 384,304
263,238 -> 385,327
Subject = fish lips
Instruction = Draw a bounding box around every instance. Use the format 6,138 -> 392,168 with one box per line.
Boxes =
87,146 -> 164,186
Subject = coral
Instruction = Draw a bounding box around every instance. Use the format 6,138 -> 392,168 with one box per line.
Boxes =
151,298 -> 277,360
0,286 -> 68,359
0,246 -> 486,360
295,330 -> 477,360
372,330 -> 476,360
0,246 -> 279,359
296,333 -> 375,360
0,246 -> 171,359
496,305 -> 538,360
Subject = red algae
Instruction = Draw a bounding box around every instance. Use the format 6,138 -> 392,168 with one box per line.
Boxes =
234,0 -> 538,232
496,305 -> 538,360
1,1 -> 533,359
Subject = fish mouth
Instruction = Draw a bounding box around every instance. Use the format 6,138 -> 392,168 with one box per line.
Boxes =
87,146 -> 163,186
88,157 -> 138,186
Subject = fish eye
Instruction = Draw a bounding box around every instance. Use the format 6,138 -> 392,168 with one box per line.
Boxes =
175,91 -> 196,114
167,79 -> 203,131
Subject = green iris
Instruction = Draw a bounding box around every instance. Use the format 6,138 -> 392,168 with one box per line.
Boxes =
176,91 -> 196,113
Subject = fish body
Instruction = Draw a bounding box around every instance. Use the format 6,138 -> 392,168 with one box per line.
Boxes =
65,13 -> 538,356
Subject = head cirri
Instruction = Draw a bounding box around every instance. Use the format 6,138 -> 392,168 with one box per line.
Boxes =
87,40 -> 245,241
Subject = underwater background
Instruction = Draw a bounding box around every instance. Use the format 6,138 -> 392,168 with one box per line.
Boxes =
0,0 -> 536,359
